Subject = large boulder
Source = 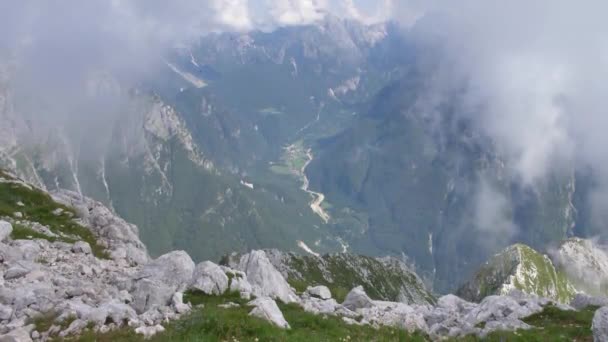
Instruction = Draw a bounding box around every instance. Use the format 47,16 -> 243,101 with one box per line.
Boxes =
0,221 -> 12,242
131,279 -> 174,314
131,251 -> 194,313
464,295 -> 542,325
235,251 -> 297,303
342,286 -> 374,311
71,241 -> 92,255
306,286 -> 332,300
248,297 -> 290,329
571,293 -> 608,310
358,301 -> 427,333
137,251 -> 194,291
593,307 -> 608,342
300,297 -> 340,315
225,268 -> 253,298
189,261 -> 229,295
436,295 -> 477,315
0,327 -> 32,342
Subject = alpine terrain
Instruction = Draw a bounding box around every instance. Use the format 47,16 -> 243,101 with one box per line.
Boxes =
2,1 -> 608,341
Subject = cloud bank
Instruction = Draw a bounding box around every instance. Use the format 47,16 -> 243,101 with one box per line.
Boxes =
388,1 -> 608,235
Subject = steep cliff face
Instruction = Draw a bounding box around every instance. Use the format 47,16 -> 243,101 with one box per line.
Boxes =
457,244 -> 576,303
551,238 -> 608,296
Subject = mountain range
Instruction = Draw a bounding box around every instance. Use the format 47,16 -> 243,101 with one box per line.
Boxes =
0,15 -> 604,297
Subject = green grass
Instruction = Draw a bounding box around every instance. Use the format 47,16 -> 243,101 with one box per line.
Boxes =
279,253 -> 435,304
11,223 -> 58,241
454,305 -> 597,342
458,244 -> 575,304
0,170 -> 109,258
29,311 -> 77,334
62,291 -> 429,342
44,292 -> 599,342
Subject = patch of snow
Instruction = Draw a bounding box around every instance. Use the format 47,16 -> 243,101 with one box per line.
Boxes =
166,61 -> 206,88
240,180 -> 254,189
298,240 -> 320,257
336,237 -> 349,253
329,76 -> 360,100
189,51 -> 200,68
290,57 -> 298,77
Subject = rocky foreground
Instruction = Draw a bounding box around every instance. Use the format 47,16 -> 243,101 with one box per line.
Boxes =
1,174 -> 608,341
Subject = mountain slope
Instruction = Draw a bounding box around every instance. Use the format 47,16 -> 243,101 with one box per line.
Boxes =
456,244 -> 576,303
223,249 -> 435,305
306,72 -> 577,293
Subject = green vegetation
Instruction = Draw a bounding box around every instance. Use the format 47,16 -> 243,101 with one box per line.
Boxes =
274,252 -> 435,304
457,244 -> 575,303
30,310 -> 76,334
61,291 -> 428,342
514,245 -> 575,303
455,305 -> 597,342
270,140 -> 309,177
0,170 -> 108,258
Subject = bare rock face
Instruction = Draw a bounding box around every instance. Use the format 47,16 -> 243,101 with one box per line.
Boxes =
52,190 -> 150,266
593,307 -> 608,342
234,250 -> 298,304
248,297 -> 290,329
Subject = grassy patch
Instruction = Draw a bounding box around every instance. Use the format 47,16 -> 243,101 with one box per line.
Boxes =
30,311 -> 61,333
280,253 -> 435,304
67,291 -> 429,341
455,305 -> 597,342
11,223 -> 57,241
0,171 -> 109,259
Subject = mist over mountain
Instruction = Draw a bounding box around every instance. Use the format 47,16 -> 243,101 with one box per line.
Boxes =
1,0 -> 608,298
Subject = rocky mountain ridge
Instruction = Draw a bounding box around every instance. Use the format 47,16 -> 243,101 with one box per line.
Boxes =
2,171 -> 608,341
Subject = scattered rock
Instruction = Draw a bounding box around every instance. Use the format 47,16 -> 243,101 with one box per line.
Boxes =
0,327 -> 32,342
12,213 -> 22,219
0,305 -> 12,321
300,297 -> 340,315
71,241 -> 92,255
0,222 -> 12,242
171,292 -> 191,314
306,285 -> 332,300
3,267 -> 29,280
218,302 -> 240,309
571,293 -> 608,310
135,324 -> 165,339
248,297 -> 290,329
342,286 -> 373,311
